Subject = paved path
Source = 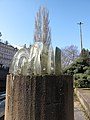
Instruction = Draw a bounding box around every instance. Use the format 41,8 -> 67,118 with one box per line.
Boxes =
74,95 -> 89,120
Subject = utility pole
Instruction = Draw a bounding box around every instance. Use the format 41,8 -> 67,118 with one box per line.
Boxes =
77,22 -> 83,52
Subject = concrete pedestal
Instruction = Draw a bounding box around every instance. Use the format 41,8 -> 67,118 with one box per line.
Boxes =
5,74 -> 74,120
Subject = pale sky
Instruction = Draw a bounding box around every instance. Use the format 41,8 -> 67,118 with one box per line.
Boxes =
0,0 -> 90,51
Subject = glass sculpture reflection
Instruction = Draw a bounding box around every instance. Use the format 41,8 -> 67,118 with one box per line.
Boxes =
9,42 -> 54,75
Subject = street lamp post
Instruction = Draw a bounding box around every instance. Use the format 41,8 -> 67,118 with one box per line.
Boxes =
77,22 -> 83,53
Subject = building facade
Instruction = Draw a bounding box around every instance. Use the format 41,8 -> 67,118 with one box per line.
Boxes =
0,41 -> 18,68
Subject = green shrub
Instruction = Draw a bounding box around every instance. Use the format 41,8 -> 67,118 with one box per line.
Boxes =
87,75 -> 90,80
82,74 -> 87,79
74,80 -> 80,88
83,66 -> 88,71
85,70 -> 90,75
63,54 -> 90,88
74,69 -> 78,74
77,79 -> 90,88
75,73 -> 83,79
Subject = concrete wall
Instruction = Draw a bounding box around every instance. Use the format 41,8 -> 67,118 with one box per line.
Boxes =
5,74 -> 74,120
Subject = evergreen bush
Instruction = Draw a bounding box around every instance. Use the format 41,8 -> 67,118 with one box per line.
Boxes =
63,51 -> 90,88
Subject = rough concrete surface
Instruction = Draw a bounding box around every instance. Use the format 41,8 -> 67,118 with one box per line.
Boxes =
4,74 -> 74,120
0,93 -> 90,120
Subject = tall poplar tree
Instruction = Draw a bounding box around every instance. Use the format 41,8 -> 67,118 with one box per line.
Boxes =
34,7 -> 51,49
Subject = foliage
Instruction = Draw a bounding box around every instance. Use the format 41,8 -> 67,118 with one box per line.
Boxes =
63,49 -> 90,88
80,48 -> 90,58
74,79 -> 90,88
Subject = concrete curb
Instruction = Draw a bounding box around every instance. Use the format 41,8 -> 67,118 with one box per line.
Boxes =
74,88 -> 90,119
